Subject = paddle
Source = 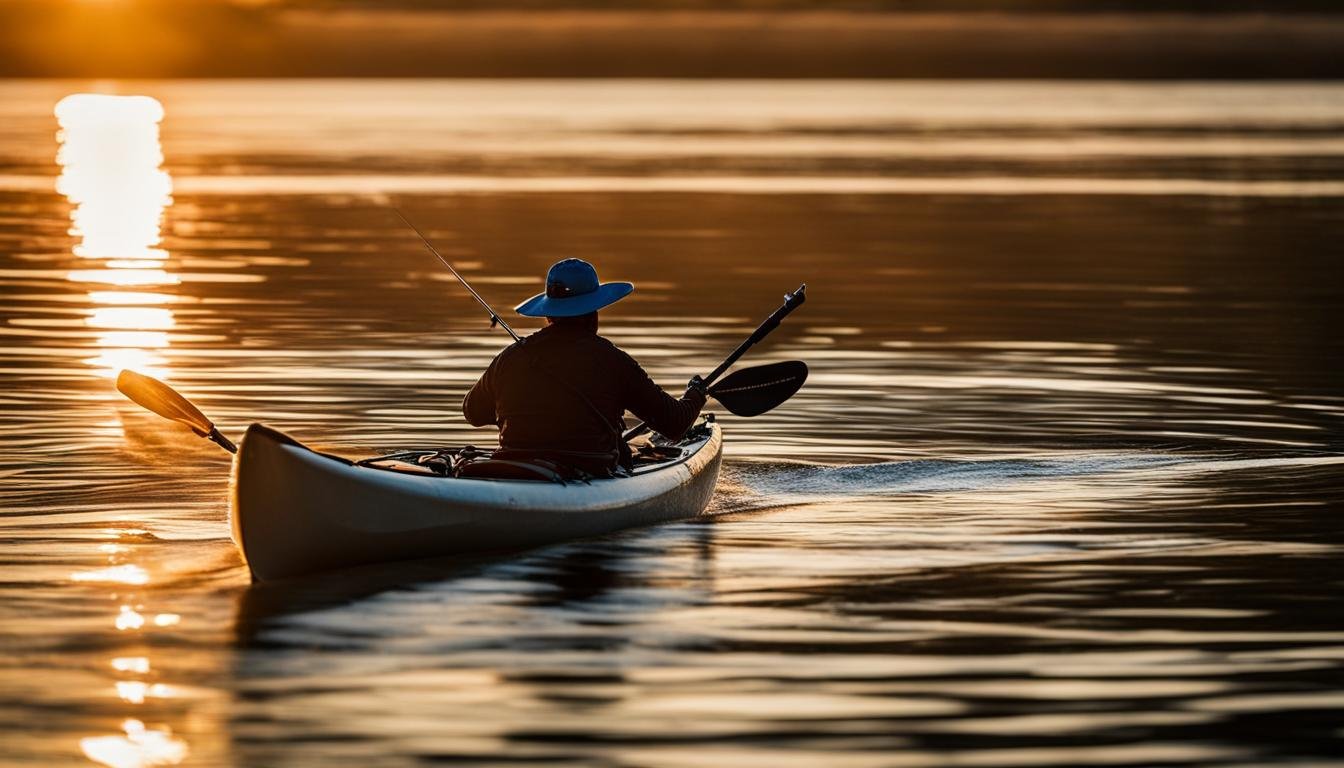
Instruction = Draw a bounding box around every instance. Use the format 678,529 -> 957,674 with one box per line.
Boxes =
706,360 -> 808,418
116,370 -> 237,454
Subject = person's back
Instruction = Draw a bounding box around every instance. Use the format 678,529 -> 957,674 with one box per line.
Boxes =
462,259 -> 706,467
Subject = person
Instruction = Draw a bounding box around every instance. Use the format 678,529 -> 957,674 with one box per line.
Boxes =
462,258 -> 707,470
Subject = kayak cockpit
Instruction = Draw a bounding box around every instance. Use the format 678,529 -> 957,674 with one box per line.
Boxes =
354,417 -> 715,483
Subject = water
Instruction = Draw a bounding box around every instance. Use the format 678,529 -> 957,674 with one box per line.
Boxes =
1,80 -> 1342,766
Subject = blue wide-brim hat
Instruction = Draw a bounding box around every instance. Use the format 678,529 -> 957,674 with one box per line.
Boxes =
515,258 -> 633,318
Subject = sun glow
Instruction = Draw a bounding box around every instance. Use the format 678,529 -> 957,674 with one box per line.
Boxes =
55,94 -> 171,261
55,93 -> 177,380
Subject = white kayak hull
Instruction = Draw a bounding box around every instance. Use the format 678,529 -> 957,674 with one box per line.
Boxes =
230,422 -> 723,581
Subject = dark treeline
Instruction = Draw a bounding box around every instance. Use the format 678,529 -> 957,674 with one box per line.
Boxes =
1,0 -> 1342,78
279,0 -> 1344,11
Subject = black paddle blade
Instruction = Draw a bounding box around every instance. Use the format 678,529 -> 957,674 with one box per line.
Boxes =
116,370 -> 237,453
708,360 -> 808,417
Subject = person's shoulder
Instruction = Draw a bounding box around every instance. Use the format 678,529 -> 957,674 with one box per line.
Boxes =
590,333 -> 626,354
491,337 -> 531,365
592,334 -> 643,368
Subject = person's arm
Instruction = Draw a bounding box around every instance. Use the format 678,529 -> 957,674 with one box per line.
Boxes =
620,351 -> 707,440
461,358 -> 499,427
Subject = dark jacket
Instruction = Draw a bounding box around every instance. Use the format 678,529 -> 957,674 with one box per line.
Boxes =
462,323 -> 706,455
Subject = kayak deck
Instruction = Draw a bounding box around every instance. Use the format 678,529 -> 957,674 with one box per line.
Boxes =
230,420 -> 723,581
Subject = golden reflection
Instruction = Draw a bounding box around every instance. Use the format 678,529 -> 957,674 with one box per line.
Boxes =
87,307 -> 176,331
68,268 -> 180,287
79,719 -> 189,768
56,93 -> 177,379
70,564 -> 150,586
88,291 -> 177,305
55,95 -> 170,261
104,259 -> 170,270
115,681 -> 173,705
111,657 -> 150,674
114,606 -> 145,631
80,524 -> 192,765
95,331 -> 170,349
86,348 -> 170,377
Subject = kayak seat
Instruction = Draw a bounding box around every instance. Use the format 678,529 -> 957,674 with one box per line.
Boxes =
491,447 -> 620,478
455,459 -> 567,483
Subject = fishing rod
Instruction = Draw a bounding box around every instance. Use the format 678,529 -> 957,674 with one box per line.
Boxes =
394,208 -> 520,343
116,221 -> 806,454
396,209 -> 807,439
114,211 -> 519,457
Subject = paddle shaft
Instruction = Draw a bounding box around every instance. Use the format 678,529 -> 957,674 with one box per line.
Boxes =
395,209 -> 521,343
204,427 -> 238,454
622,284 -> 806,441
703,284 -> 806,388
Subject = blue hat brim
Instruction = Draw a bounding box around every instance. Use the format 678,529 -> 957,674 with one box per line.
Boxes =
514,281 -> 634,318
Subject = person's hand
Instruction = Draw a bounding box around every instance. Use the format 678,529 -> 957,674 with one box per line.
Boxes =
684,375 -> 708,403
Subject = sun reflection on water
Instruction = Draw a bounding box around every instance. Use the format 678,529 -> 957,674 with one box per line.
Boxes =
79,719 -> 189,768
55,95 -> 170,261
55,93 -> 176,380
111,657 -> 151,675
80,523 -> 192,765
70,564 -> 150,586
114,605 -> 145,631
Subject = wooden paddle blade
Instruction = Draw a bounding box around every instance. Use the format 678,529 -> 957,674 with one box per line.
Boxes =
707,360 -> 808,417
116,369 -> 215,437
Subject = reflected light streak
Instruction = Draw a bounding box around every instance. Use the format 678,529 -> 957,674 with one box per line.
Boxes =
84,323 -> 173,376
55,95 -> 171,261
115,681 -> 173,704
87,308 -> 175,331
79,719 -> 189,768
88,291 -> 177,306
111,657 -> 150,674
95,332 -> 169,349
115,606 -> 145,631
56,93 -> 178,380
105,259 -> 169,270
86,347 -> 169,379
68,269 -> 179,287
101,528 -> 150,537
71,565 -> 150,586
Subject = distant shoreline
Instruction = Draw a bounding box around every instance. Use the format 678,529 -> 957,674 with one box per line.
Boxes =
2,11 -> 1342,79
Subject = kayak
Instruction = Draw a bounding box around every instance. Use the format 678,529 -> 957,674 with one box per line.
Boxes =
229,419 -> 724,581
